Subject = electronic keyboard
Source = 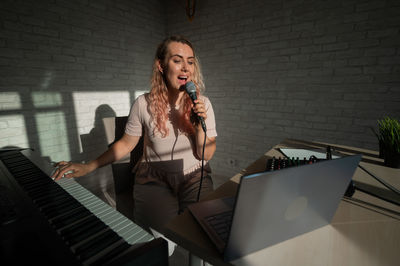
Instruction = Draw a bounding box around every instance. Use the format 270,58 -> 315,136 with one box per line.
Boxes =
0,149 -> 168,265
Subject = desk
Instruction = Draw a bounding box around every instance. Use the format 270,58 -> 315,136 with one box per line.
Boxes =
163,139 -> 400,266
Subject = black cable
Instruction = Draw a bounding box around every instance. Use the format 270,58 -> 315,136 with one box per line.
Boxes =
326,145 -> 400,198
196,132 -> 207,202
358,164 -> 400,195
343,196 -> 400,219
354,185 -> 400,206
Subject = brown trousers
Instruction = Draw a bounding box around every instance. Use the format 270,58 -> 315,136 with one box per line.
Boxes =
133,174 -> 213,233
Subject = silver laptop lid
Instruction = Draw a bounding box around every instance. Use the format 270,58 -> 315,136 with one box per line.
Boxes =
224,155 -> 361,261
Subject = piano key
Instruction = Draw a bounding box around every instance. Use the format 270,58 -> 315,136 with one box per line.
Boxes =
85,241 -> 131,266
34,189 -> 72,206
75,230 -> 123,260
50,206 -> 90,228
62,218 -> 107,246
7,164 -> 38,174
58,213 -> 98,234
11,170 -> 41,181
0,152 -> 21,160
58,178 -> 155,245
40,197 -> 82,215
82,240 -> 130,266
0,150 -> 168,265
70,226 -> 113,251
2,159 -> 29,168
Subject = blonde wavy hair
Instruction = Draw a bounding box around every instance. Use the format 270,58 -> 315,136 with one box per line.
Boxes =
148,35 -> 205,137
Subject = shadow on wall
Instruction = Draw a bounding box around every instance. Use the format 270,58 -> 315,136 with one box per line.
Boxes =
78,104 -> 118,206
80,104 -> 117,158
0,105 -> 122,209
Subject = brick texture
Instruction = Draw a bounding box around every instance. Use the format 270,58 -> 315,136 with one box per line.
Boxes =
0,0 -> 166,193
167,0 -> 400,177
1,0 -> 400,182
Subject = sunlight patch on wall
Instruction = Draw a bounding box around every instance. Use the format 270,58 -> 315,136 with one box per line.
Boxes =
0,92 -> 22,110
35,111 -> 70,162
72,91 -> 131,153
32,92 -> 62,108
0,115 -> 29,148
134,90 -> 147,99
40,70 -> 54,90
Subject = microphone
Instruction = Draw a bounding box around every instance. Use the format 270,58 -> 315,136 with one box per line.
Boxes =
185,81 -> 207,132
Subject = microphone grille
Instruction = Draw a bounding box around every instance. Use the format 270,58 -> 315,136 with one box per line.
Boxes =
185,81 -> 196,94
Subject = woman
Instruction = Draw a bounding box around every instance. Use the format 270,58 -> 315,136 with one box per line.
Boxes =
53,35 -> 217,233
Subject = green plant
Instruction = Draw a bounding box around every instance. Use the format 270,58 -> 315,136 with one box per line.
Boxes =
376,117 -> 400,154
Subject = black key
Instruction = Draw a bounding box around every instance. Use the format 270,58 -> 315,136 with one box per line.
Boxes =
50,206 -> 90,229
88,241 -> 131,266
60,216 -> 106,245
41,199 -> 82,218
75,230 -> 122,261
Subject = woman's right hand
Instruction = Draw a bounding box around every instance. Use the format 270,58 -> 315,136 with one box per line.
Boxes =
50,134 -> 140,181
51,161 -> 93,181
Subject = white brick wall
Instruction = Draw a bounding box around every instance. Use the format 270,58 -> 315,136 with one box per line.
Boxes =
0,0 -> 166,193
167,0 -> 400,177
1,0 -> 400,182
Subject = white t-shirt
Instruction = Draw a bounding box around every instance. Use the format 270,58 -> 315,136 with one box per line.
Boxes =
125,93 -> 217,176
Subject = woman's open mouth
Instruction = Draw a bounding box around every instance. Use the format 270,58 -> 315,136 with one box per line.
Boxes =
178,75 -> 188,85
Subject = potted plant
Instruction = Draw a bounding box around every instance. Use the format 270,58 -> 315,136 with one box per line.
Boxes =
375,117 -> 400,168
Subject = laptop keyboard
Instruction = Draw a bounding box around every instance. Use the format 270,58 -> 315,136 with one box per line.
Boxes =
205,210 -> 233,244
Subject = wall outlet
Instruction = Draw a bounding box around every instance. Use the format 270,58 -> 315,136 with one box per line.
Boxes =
228,158 -> 237,167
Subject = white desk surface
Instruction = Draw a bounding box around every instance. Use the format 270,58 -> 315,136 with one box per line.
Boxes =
164,139 -> 400,266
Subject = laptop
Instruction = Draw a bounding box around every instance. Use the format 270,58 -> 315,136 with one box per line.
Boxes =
188,154 -> 362,261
